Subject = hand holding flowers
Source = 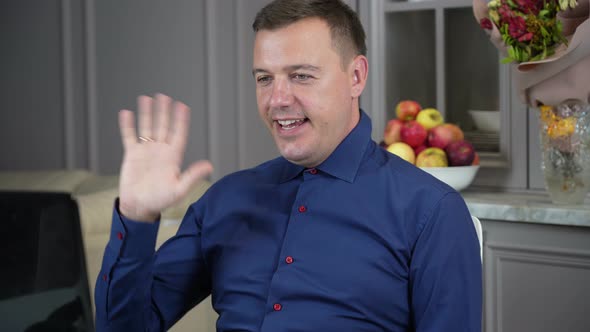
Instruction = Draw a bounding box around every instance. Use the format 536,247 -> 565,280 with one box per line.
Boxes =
479,0 -> 578,63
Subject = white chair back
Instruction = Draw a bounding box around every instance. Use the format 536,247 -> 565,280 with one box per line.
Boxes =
471,216 -> 483,262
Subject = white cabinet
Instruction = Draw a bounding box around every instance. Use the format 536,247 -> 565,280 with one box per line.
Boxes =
359,0 -> 529,191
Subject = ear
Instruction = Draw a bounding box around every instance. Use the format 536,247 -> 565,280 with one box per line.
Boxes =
349,55 -> 368,98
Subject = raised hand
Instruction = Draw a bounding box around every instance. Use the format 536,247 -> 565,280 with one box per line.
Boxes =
117,93 -> 213,222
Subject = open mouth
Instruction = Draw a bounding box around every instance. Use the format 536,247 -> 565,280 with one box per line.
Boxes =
276,118 -> 308,130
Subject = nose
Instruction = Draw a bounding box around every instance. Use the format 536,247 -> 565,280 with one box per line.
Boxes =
269,77 -> 293,109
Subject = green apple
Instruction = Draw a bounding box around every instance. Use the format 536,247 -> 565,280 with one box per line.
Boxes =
386,142 -> 416,164
416,108 -> 444,130
416,147 -> 448,167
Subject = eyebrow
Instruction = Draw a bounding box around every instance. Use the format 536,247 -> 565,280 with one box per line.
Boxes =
252,64 -> 321,77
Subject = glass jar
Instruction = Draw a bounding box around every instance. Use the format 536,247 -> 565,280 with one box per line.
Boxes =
538,100 -> 590,205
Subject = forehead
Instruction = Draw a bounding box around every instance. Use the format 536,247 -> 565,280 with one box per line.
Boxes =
253,18 -> 339,69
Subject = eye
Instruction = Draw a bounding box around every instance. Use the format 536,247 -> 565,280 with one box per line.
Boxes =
292,73 -> 313,82
256,75 -> 272,85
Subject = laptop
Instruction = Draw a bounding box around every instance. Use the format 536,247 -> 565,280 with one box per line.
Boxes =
0,191 -> 94,331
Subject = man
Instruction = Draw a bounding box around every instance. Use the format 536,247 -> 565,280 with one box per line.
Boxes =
95,0 -> 482,331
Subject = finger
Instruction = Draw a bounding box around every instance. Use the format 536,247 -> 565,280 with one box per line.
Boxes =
170,101 -> 190,150
138,95 -> 153,139
175,161 -> 214,198
154,93 -> 172,142
119,110 -> 137,149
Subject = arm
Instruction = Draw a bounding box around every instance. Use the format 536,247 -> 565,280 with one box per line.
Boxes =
94,94 -> 214,331
95,202 -> 210,331
410,192 -> 482,332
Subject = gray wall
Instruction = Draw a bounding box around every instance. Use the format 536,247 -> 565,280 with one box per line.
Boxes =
0,0 -> 298,180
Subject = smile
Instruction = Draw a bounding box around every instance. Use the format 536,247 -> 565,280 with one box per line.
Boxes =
277,118 -> 307,130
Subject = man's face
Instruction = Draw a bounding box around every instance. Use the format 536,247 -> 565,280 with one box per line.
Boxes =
253,18 -> 361,168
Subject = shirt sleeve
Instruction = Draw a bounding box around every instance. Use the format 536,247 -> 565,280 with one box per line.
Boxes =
94,199 -> 211,331
409,192 -> 482,332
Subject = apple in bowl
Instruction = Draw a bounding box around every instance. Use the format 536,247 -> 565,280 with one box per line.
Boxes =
395,100 -> 422,121
427,123 -> 464,149
386,142 -> 416,164
383,118 -> 404,145
416,147 -> 448,167
445,140 -> 476,166
416,108 -> 444,130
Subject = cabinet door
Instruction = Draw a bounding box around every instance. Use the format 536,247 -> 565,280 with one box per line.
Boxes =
482,220 -> 590,332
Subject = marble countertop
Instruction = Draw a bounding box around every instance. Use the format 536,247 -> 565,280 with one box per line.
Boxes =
462,191 -> 590,228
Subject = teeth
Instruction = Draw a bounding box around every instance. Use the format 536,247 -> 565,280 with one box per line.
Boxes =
278,119 -> 301,126
277,119 -> 306,130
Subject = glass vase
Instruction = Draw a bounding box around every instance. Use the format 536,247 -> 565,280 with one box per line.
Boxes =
537,101 -> 590,205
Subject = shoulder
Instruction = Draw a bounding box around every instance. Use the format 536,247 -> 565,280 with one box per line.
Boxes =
190,157 -> 284,209
363,143 -> 466,228
367,143 -> 454,197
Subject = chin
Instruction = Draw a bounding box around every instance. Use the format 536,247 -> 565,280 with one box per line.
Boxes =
279,147 -> 313,166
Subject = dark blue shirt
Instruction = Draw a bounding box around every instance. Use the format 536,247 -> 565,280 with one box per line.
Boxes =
95,111 -> 482,331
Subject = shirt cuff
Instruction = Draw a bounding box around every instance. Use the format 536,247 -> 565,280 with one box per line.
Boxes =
109,198 -> 160,259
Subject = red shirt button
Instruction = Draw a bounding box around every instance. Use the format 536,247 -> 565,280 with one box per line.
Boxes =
309,168 -> 318,175
102,274 -> 107,281
117,232 -> 123,240
285,256 -> 294,264
298,205 -> 307,213
273,303 -> 282,311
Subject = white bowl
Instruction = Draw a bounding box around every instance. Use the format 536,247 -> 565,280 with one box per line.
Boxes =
469,110 -> 500,132
420,165 -> 480,191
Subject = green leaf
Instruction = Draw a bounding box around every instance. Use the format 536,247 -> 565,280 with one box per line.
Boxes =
539,9 -> 549,18
501,57 -> 515,64
508,46 -> 516,59
559,0 -> 569,9
569,0 -> 578,9
542,45 -> 547,59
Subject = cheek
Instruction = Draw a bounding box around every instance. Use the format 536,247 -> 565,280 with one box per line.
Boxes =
256,90 -> 270,116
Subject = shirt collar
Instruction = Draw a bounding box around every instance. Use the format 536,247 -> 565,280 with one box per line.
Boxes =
279,109 -> 372,183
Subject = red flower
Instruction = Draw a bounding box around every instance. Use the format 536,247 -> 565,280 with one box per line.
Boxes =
480,18 -> 493,30
518,32 -> 534,42
508,16 -> 528,40
498,3 -> 514,24
516,0 -> 543,15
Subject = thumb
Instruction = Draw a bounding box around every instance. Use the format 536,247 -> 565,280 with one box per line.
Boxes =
176,160 -> 214,198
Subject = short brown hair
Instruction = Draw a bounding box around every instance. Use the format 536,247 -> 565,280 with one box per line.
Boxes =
252,0 -> 367,66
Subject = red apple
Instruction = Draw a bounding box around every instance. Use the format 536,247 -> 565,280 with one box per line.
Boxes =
414,144 -> 427,156
445,140 -> 476,166
395,100 -> 422,121
400,121 -> 427,148
427,123 -> 464,149
472,152 -> 480,165
383,118 -> 404,145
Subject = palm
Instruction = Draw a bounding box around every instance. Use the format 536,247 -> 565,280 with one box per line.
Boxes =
117,94 -> 213,221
